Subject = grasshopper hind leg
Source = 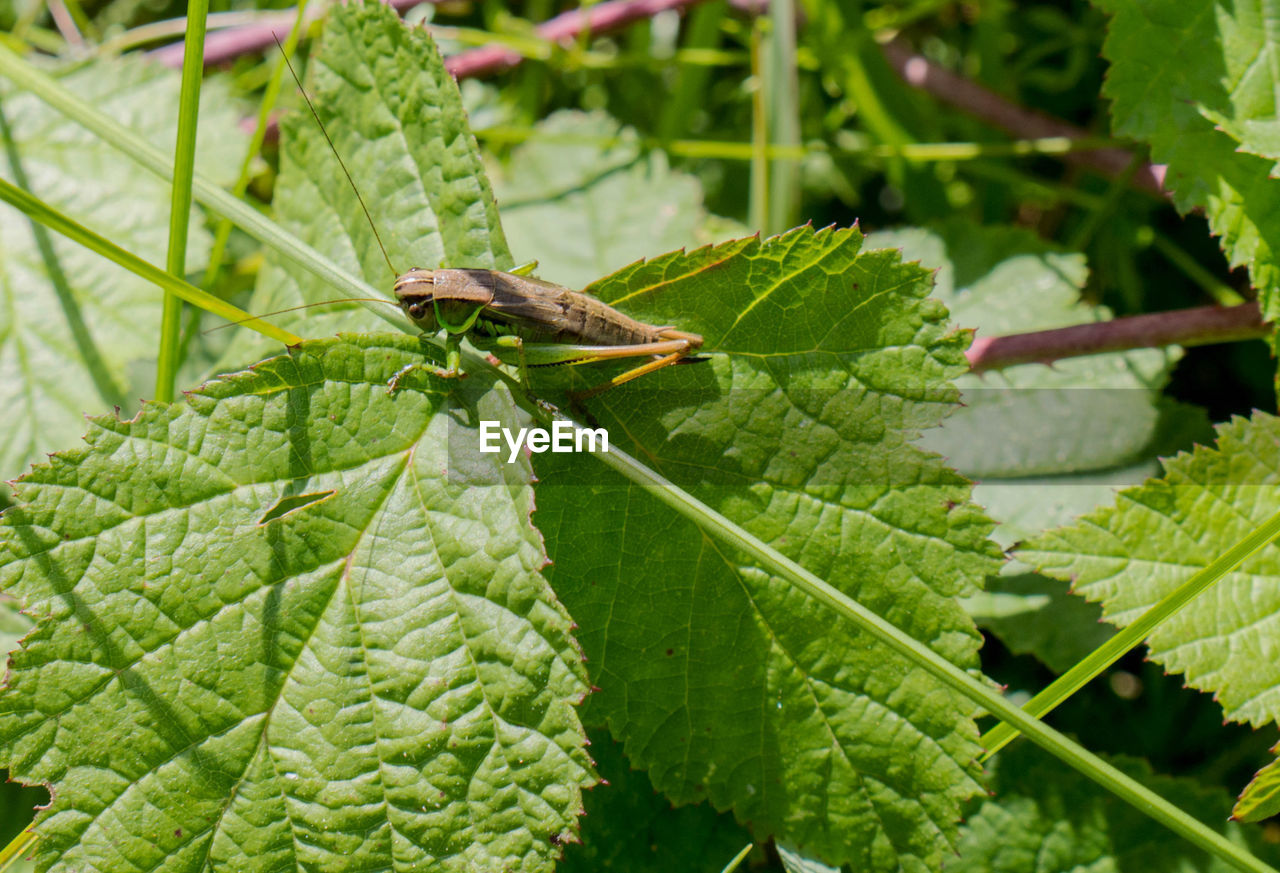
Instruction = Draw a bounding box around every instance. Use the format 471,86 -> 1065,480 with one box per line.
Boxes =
568,350 -> 688,401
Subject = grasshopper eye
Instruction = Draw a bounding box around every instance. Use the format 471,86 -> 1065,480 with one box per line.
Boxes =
407,303 -> 426,320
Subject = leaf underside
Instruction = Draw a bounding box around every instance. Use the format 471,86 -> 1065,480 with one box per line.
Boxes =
1233,747 -> 1280,823
868,221 -> 1210,673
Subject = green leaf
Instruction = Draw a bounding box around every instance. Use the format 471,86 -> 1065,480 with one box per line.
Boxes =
1234,747 -> 1280,823
0,57 -> 245,477
866,222 -> 1212,673
1018,412 -> 1280,729
0,333 -> 593,872
965,572 -> 1114,675
1096,0 -> 1280,322
954,742 -> 1280,872
1142,1 -> 1280,164
491,111 -> 711,291
557,730 -> 757,873
215,0 -> 511,372
537,225 -> 1004,870
0,8 -> 595,868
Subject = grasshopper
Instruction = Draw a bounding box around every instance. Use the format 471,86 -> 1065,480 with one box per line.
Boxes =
277,39 -> 704,400
391,267 -> 704,399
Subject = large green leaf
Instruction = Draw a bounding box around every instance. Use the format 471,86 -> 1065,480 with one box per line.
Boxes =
536,225 -> 1004,870
1096,0 -> 1280,322
0,6 -> 599,869
0,57 -> 245,477
1018,412 -> 1280,729
215,0 -> 511,372
0,334 -> 593,872
954,742 -> 1280,872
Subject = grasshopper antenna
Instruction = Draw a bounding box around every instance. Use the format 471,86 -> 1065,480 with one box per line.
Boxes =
204,298 -> 401,334
274,34 -> 399,279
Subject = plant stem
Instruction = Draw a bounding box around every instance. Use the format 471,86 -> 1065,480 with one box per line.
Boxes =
157,0 -> 208,403
147,0 -> 421,67
1147,230 -> 1247,306
148,0 -> 716,73
762,0 -> 799,234
472,125 -> 1119,162
201,0 -> 311,293
446,0 -> 715,77
0,42 -> 403,334
0,826 -> 37,873
748,20 -> 767,232
966,302 -> 1268,372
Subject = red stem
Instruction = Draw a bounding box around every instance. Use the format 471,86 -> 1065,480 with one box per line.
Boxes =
445,0 -> 713,77
966,302 -> 1267,372
149,0 -> 423,67
151,0 -> 714,72
880,38 -> 1167,198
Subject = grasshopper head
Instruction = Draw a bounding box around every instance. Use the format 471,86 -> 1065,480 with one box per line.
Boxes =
393,268 -> 438,331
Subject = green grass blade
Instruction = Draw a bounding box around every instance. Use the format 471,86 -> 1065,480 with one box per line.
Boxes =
0,826 -> 36,872
157,0 -> 209,402
0,175 -> 301,346
1149,229 -> 1247,306
762,0 -> 799,233
748,22 -> 767,233
981,506 -> 1280,760
0,40 -> 401,332
719,843 -> 755,873
656,0 -> 725,143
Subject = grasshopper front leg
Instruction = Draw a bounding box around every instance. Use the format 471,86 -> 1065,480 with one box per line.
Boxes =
387,332 -> 466,393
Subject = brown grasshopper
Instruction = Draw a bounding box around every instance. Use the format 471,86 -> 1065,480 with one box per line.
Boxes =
391,267 -> 704,398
